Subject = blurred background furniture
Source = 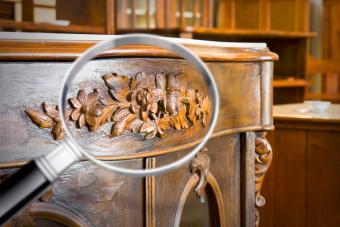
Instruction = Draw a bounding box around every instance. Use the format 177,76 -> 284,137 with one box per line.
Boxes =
262,103 -> 340,227
0,0 -> 315,104
306,57 -> 340,102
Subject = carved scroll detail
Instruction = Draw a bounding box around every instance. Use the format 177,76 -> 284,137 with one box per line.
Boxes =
25,72 -> 211,140
190,148 -> 210,202
255,132 -> 273,227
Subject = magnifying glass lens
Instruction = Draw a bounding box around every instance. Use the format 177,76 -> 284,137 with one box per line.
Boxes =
66,60 -> 211,156
60,34 -> 219,176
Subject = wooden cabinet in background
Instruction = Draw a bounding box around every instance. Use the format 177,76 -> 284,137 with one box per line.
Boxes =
0,0 -> 314,104
261,104 -> 340,227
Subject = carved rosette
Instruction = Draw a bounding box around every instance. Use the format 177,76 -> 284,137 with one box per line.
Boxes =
25,72 -> 211,141
255,132 -> 273,227
190,148 -> 210,203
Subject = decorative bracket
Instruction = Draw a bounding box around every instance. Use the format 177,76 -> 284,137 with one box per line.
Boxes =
190,148 -> 210,203
255,132 -> 273,227
25,72 -> 211,141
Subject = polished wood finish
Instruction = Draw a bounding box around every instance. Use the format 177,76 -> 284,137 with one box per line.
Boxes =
0,33 -> 275,226
261,103 -> 340,227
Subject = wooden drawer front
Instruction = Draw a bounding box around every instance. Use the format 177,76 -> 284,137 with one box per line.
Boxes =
0,58 -> 262,163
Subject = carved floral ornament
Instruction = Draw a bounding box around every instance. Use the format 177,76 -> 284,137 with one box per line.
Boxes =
25,72 -> 211,141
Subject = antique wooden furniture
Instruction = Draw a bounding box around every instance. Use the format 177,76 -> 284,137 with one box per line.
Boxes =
261,103 -> 340,227
306,57 -> 340,102
0,32 -> 277,226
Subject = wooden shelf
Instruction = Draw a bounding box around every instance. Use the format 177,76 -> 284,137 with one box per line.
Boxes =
273,78 -> 308,88
183,28 -> 316,39
0,19 -> 105,34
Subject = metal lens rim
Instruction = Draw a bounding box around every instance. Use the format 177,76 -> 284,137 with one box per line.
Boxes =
59,34 -> 220,177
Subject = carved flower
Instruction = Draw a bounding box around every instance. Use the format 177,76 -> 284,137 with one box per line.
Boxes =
185,89 -> 211,127
25,102 -> 70,140
103,72 -> 168,137
136,112 -> 172,140
69,90 -> 102,130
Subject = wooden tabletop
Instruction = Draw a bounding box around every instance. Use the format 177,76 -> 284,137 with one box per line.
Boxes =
273,103 -> 340,123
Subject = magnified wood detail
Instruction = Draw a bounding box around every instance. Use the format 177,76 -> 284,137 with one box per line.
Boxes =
25,72 -> 211,141
255,132 -> 273,227
190,148 -> 210,202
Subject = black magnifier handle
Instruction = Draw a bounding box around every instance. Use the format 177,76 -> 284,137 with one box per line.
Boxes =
0,160 -> 50,225
0,142 -> 81,226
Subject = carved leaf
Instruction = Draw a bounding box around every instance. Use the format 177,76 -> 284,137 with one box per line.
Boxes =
88,104 -> 103,117
25,108 -> 54,128
99,105 -> 117,125
140,111 -> 148,121
166,91 -> 182,115
71,108 -> 81,121
99,98 -> 117,106
155,73 -> 166,90
94,87 -> 112,100
188,102 -> 198,125
111,113 -> 136,136
145,128 -> 157,140
108,88 -> 129,102
199,95 -> 211,126
170,105 -> 188,129
51,121 -> 65,140
168,73 -> 187,91
78,114 -> 86,128
86,92 -> 99,108
42,103 -> 59,121
132,72 -> 156,89
85,113 -> 98,129
103,74 -> 130,102
129,118 -> 144,133
102,73 -> 129,90
77,90 -> 87,104
140,120 -> 157,134
157,115 -> 171,131
69,97 -> 82,109
113,108 -> 130,122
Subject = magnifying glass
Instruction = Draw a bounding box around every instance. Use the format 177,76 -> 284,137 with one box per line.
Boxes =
0,34 -> 219,225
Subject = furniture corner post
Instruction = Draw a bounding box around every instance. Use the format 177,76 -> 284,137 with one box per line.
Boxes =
255,131 -> 273,227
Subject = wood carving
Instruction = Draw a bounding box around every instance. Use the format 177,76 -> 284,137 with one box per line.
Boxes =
190,148 -> 210,203
25,72 -> 211,140
255,132 -> 273,227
